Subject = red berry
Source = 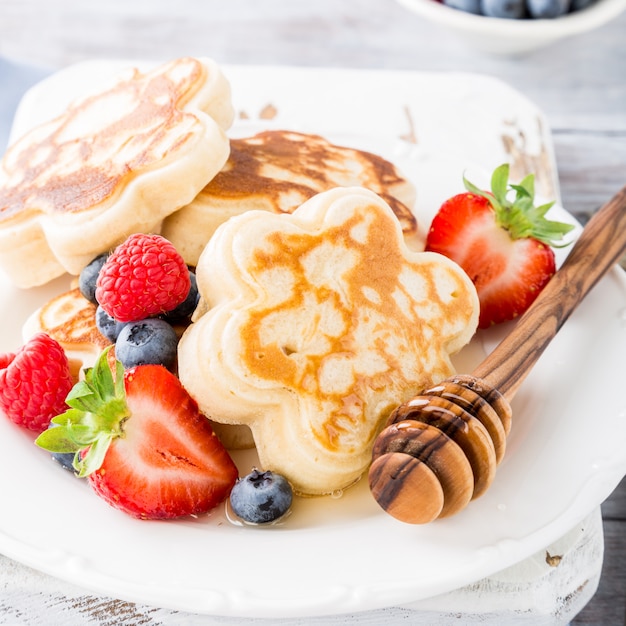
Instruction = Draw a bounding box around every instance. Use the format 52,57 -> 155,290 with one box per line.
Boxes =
0,353 -> 15,370
426,194 -> 556,327
95,234 -> 191,323
0,333 -> 74,433
425,165 -> 574,328
36,351 -> 239,520
88,364 -> 239,519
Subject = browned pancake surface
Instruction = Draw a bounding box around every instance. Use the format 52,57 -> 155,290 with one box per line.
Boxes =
207,130 -> 417,235
162,130 -> 419,267
0,58 -> 209,223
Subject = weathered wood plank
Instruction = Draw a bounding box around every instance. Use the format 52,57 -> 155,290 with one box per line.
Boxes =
0,0 -> 625,138
553,131 -> 626,219
572,517 -> 626,625
602,477 -> 626,521
575,478 -> 626,623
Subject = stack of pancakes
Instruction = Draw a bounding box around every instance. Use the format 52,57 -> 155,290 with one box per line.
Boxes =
0,57 -> 233,288
9,58 -> 479,497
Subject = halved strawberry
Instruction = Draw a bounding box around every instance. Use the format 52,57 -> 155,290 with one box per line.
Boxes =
425,164 -> 574,328
36,349 -> 238,520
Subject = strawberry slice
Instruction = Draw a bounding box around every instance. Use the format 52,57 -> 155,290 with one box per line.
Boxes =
425,164 -> 574,328
36,349 -> 238,520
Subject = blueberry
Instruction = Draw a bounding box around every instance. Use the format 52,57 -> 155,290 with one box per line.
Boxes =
481,0 -> 526,17
527,0 -> 570,15
443,0 -> 481,14
78,253 -> 109,304
115,318 -> 179,371
570,0 -> 595,9
164,271 -> 199,322
95,305 -> 126,342
229,469 -> 293,524
52,450 -> 78,473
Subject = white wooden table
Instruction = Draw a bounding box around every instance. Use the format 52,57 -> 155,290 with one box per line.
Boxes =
0,2 -> 624,624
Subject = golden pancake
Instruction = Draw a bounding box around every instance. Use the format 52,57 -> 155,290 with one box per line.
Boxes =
0,57 -> 233,288
177,187 -> 478,495
162,130 -> 419,266
22,287 -> 111,380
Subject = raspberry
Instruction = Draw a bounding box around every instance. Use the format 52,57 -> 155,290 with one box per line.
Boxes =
95,234 -> 191,323
0,333 -> 74,433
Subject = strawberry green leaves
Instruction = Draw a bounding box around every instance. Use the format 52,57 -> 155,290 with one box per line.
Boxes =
463,164 -> 575,247
35,348 -> 129,477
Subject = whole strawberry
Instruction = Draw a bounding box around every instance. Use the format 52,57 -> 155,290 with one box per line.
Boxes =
36,349 -> 239,520
95,233 -> 191,323
425,164 -> 574,328
0,333 -> 74,433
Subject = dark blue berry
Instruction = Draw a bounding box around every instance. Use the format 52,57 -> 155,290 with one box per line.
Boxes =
443,0 -> 481,13
481,0 -> 526,16
484,0 -> 525,16
95,305 -> 126,342
78,253 -> 109,304
570,0 -> 595,9
115,318 -> 179,371
52,451 -> 78,473
164,271 -> 199,322
230,469 -> 293,524
526,0 -> 570,16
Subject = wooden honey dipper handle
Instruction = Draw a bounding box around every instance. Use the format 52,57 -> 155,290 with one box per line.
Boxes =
472,184 -> 626,402
369,185 -> 626,524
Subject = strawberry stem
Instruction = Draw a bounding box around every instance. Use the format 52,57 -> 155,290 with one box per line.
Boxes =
463,163 -> 575,247
35,347 -> 130,477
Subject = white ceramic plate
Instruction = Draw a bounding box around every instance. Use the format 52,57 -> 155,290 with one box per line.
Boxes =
1,62 -> 625,619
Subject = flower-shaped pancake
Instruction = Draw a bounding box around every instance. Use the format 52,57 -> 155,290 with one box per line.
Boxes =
0,57 -> 233,287
178,187 -> 479,495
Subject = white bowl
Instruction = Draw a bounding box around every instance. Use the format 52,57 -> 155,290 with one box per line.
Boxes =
396,0 -> 626,54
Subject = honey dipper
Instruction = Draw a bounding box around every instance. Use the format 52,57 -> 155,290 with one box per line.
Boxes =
369,185 -> 626,524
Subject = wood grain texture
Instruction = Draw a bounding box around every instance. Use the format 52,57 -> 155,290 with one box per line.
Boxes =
0,1 -> 624,623
473,185 -> 626,399
575,510 -> 626,625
